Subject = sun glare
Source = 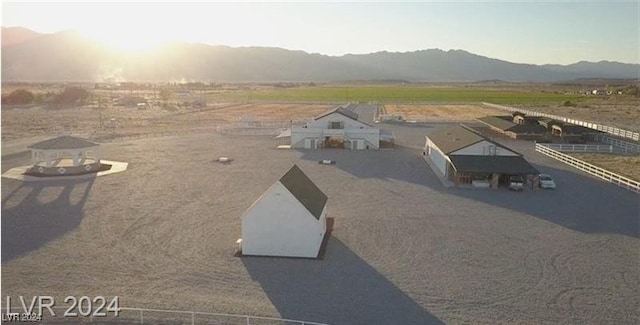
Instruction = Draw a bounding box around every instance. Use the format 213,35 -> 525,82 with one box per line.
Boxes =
86,30 -> 170,52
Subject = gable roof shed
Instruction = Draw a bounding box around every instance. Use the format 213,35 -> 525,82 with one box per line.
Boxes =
279,165 -> 328,220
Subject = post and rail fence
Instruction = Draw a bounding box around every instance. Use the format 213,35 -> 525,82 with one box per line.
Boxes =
539,143 -> 614,153
0,306 -> 330,325
482,102 -> 640,142
535,143 -> 640,194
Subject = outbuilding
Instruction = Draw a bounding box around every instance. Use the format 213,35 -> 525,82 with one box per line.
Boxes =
276,104 -> 393,150
424,125 -> 538,188
26,135 -> 102,176
241,165 -> 328,258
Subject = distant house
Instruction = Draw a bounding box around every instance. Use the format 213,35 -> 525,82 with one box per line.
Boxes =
241,165 -> 328,258
424,125 -> 538,188
276,104 -> 394,149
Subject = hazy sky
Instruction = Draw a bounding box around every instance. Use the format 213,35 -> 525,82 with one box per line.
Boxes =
2,1 -> 639,65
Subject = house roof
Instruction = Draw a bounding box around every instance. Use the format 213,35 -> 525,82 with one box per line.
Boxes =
27,136 -> 98,150
449,155 -> 539,175
427,125 -> 491,155
477,116 -> 517,131
279,165 -> 327,220
314,105 -> 359,121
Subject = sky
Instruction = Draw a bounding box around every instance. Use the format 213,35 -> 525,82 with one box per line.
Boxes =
2,1 -> 639,65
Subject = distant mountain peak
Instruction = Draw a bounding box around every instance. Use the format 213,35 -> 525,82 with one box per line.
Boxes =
2,26 -> 638,82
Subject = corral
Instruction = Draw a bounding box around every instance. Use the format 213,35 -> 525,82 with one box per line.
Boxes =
2,102 -> 639,324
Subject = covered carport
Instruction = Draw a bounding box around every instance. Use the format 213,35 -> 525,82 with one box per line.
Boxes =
448,155 -> 539,189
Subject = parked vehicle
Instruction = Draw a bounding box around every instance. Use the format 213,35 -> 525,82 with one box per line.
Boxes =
508,175 -> 525,191
538,174 -> 556,189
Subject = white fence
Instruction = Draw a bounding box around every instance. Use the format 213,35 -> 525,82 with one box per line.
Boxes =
535,143 -> 640,194
1,306 -> 330,325
483,102 -> 640,142
540,143 -> 613,153
593,134 -> 640,153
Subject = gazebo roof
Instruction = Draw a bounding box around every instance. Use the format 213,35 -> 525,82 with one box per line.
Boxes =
27,136 -> 98,150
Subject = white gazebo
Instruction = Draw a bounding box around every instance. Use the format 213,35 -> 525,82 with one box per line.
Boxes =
27,136 -> 101,175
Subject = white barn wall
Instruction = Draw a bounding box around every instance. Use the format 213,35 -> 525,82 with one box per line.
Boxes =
425,138 -> 448,176
450,141 -> 519,156
290,112 -> 380,149
311,114 -> 371,130
242,182 -> 326,258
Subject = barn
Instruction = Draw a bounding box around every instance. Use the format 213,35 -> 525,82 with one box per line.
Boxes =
240,165 -> 328,258
276,105 -> 389,150
424,125 -> 538,188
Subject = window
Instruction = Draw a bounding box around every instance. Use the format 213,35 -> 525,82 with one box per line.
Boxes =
329,121 -> 343,129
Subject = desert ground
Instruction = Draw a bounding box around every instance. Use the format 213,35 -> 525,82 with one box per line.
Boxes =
567,153 -> 640,181
383,104 -> 506,121
527,102 -> 640,132
2,103 -> 639,324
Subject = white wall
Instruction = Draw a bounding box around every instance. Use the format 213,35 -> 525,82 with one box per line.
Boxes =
450,140 -> 518,156
426,138 -> 448,176
241,182 -> 326,258
290,112 -> 380,149
310,113 -> 372,130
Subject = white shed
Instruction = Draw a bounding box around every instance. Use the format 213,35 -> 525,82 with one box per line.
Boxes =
241,165 -> 328,258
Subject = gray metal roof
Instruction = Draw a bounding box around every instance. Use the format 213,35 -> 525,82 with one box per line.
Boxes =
477,116 -> 517,131
314,105 -> 359,121
279,165 -> 327,220
427,125 -> 485,154
449,155 -> 539,175
27,136 -> 98,150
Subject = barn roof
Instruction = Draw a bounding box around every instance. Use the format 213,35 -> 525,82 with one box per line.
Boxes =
279,165 -> 327,220
449,155 -> 539,175
427,125 -> 489,155
27,136 -> 98,150
314,105 -> 359,121
477,116 -> 517,131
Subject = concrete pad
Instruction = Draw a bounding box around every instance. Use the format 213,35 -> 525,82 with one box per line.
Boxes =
1,160 -> 128,182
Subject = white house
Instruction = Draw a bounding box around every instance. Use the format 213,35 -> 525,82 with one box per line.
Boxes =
241,165 -> 328,258
425,125 -> 538,187
277,105 -> 392,150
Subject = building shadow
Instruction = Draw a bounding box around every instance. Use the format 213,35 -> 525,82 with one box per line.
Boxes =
1,177 -> 95,263
242,237 -> 443,325
296,147 -> 434,189
441,162 -> 640,238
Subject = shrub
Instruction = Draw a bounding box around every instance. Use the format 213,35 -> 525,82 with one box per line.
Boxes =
1,89 -> 35,105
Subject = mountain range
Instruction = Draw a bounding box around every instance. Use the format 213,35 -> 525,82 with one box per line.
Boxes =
2,27 -> 638,83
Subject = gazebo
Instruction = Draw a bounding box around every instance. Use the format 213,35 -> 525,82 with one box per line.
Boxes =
26,136 -> 102,176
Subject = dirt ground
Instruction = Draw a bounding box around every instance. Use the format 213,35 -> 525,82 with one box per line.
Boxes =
383,104 -> 506,121
2,104 -> 639,324
2,113 -> 639,324
0,103 -> 331,142
567,153 -> 640,181
523,102 -> 640,132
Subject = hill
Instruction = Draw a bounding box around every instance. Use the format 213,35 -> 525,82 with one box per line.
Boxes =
2,28 -> 639,82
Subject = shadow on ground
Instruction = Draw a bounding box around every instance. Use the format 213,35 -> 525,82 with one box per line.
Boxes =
242,237 -> 443,325
443,162 -> 640,239
1,177 -> 95,263
297,147 -> 434,189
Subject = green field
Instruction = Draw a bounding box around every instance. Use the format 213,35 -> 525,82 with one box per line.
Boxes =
208,86 -> 579,104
